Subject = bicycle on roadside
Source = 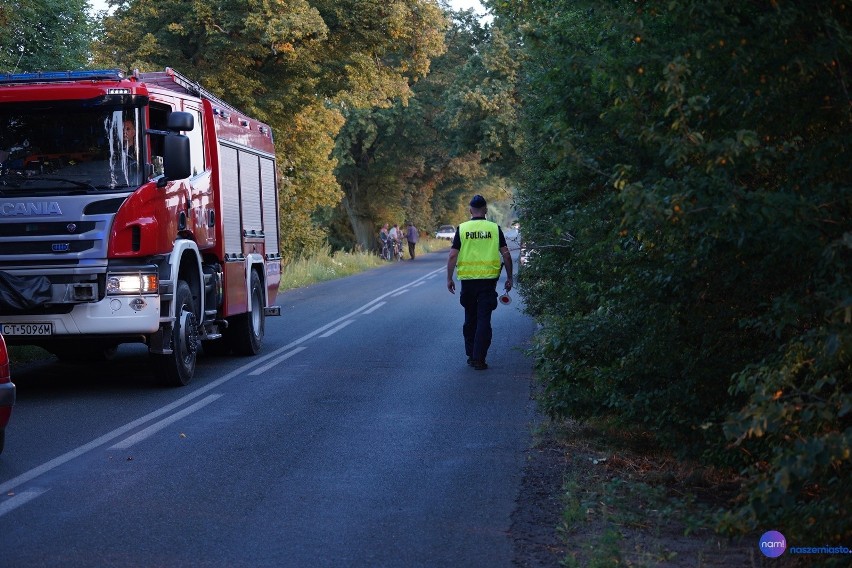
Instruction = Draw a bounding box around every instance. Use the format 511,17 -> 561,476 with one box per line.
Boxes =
391,238 -> 403,262
379,237 -> 393,261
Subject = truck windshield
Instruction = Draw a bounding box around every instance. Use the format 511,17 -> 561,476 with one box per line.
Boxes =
0,106 -> 143,193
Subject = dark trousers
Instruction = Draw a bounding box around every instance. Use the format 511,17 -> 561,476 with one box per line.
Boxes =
460,279 -> 499,362
408,241 -> 416,259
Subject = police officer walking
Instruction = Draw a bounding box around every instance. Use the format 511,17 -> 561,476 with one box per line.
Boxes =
446,194 -> 513,370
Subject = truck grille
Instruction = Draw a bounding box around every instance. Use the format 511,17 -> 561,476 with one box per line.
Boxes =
0,195 -> 115,266
0,221 -> 96,237
0,241 -> 96,255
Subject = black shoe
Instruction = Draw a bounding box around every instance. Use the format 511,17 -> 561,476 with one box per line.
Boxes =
472,360 -> 488,370
467,357 -> 474,366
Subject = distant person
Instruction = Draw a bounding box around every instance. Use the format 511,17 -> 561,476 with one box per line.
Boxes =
446,194 -> 513,370
378,223 -> 389,257
405,221 -> 419,259
118,118 -> 141,185
123,119 -> 134,145
388,223 -> 402,260
123,119 -> 136,156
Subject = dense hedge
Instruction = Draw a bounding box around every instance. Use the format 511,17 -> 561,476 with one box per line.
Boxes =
501,0 -> 851,545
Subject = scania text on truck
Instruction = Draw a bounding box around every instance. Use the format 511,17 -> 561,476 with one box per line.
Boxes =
0,68 -> 282,385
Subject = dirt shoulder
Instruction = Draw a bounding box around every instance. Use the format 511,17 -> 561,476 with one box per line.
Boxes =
510,418 -> 759,567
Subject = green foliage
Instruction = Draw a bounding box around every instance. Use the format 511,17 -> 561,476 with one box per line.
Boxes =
0,0 -> 93,71
92,1 -> 514,257
722,328 -> 851,543
441,25 -> 522,172
330,10 -> 520,251
277,101 -> 345,261
502,0 -> 852,544
93,0 -> 447,259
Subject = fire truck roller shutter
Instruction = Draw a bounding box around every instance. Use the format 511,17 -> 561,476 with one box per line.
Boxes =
260,157 -> 279,256
239,152 -> 262,236
220,145 -> 242,257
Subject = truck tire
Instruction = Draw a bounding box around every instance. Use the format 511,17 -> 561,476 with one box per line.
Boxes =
228,270 -> 264,356
152,279 -> 198,386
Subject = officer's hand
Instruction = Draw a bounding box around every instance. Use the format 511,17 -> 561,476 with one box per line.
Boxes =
447,279 -> 456,294
504,277 -> 513,292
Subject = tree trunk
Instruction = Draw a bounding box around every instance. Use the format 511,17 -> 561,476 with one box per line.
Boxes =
341,183 -> 377,252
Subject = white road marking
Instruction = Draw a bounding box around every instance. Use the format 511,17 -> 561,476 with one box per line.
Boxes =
362,301 -> 387,315
0,266 -> 446,500
243,266 -> 444,367
110,394 -> 223,450
248,347 -> 307,376
319,320 -> 355,338
0,488 -> 49,517
0,393 -> 216,496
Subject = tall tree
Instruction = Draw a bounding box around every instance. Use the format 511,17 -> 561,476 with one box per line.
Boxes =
0,0 -> 92,72
331,7 -> 526,251
92,0 -> 446,259
440,24 -> 521,176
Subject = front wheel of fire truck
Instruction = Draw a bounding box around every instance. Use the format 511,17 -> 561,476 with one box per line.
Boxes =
152,280 -> 199,387
228,269 -> 264,356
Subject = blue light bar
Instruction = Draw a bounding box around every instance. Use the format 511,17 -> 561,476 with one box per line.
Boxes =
0,69 -> 124,84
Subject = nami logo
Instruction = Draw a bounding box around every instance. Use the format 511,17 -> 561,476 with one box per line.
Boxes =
0,201 -> 62,216
759,531 -> 787,558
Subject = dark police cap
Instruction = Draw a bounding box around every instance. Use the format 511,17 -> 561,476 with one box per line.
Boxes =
469,194 -> 487,208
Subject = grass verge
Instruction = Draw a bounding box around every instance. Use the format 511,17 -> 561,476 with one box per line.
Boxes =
278,244 -> 386,291
279,238 -> 449,291
528,418 -> 757,567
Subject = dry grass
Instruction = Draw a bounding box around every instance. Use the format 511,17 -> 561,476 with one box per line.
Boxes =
279,238 -> 450,291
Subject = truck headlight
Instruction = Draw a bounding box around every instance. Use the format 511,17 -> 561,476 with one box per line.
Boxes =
107,273 -> 158,295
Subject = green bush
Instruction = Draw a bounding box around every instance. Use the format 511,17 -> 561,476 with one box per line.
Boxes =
723,328 -> 851,543
502,0 -> 852,544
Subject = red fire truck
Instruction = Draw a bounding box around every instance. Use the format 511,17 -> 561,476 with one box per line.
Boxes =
0,68 -> 281,386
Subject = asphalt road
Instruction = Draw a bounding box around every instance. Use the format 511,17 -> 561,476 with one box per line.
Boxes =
0,240 -> 537,567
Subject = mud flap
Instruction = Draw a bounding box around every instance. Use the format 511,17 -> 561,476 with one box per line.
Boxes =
148,324 -> 174,355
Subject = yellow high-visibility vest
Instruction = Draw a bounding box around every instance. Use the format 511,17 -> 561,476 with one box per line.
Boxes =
457,219 -> 502,280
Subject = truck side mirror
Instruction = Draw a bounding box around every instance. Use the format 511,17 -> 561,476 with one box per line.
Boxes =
167,111 -> 194,132
161,134 -> 191,184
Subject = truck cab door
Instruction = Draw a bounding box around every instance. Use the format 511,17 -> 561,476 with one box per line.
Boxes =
181,105 -> 215,250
